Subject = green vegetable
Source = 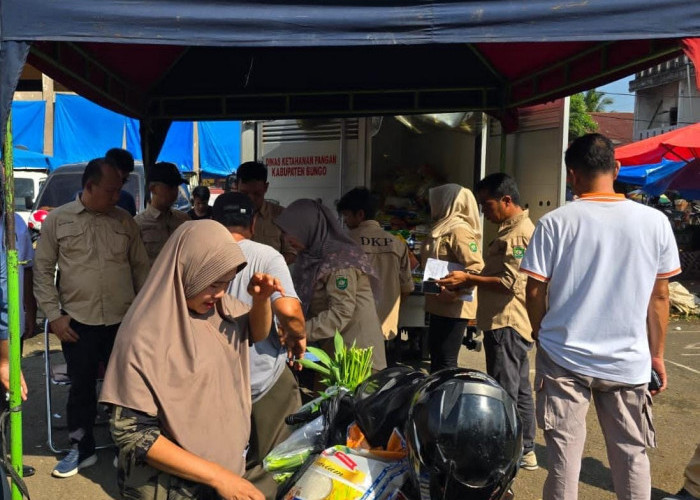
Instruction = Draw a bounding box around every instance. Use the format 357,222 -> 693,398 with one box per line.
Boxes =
273,472 -> 294,484
298,330 -> 373,392
263,449 -> 311,472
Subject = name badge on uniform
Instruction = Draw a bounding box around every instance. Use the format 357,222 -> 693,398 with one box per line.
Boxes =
513,246 -> 525,259
336,276 -> 348,290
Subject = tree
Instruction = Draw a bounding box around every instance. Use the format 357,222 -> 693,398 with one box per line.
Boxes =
568,93 -> 598,141
583,89 -> 614,113
568,89 -> 615,141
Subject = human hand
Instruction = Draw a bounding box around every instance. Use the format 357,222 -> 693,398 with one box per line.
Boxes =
247,273 -> 284,302
50,315 -> 79,343
276,325 -> 306,370
650,356 -> 667,396
0,361 -> 27,401
210,468 -> 265,500
437,271 -> 473,290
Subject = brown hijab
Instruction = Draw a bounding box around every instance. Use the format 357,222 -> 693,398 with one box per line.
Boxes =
100,220 -> 252,475
274,199 -> 377,314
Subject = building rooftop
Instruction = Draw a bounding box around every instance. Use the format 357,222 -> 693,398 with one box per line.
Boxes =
590,112 -> 634,146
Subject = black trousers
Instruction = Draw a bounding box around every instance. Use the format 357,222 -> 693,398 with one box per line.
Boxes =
428,314 -> 467,373
483,327 -> 536,453
61,319 -> 118,457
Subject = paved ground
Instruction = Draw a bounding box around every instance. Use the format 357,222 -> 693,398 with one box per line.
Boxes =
9,317 -> 700,499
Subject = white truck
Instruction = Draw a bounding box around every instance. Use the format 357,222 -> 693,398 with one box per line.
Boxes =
13,169 -> 47,223
241,101 -> 570,356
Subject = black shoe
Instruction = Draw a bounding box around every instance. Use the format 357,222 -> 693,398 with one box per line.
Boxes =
5,465 -> 35,477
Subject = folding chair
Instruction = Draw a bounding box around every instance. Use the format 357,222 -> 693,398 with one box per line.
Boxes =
43,320 -> 113,454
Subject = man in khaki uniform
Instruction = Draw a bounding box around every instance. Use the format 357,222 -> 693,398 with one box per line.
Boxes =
34,158 -> 150,478
134,162 -> 190,265
438,173 -> 537,471
337,188 -> 414,362
236,161 -> 296,264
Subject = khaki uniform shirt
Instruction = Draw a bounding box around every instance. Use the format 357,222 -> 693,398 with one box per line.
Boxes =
134,205 -> 190,266
477,210 -> 535,342
34,199 -> 150,326
349,220 -> 414,340
253,201 -> 296,258
307,267 -> 387,370
421,225 -> 484,319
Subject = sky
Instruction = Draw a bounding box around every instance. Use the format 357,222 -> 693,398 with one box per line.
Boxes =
597,75 -> 635,112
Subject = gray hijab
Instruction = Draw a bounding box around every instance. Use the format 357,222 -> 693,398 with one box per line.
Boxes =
275,199 -> 377,314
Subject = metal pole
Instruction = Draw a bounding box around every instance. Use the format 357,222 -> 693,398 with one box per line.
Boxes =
499,126 -> 507,173
3,114 -> 24,500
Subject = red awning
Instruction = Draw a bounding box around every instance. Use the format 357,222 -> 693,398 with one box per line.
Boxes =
615,123 -> 700,166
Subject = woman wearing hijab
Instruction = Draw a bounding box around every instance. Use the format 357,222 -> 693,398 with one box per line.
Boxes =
275,199 -> 386,371
421,184 -> 484,373
100,220 -> 281,500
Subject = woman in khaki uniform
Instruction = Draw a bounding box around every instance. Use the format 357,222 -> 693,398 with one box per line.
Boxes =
421,184 -> 484,373
275,199 -> 386,371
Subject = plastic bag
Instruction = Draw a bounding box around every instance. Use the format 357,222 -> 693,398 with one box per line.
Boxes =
282,445 -> 409,500
263,415 -> 325,473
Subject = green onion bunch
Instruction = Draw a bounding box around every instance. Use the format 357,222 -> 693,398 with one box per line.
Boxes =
297,330 -> 374,391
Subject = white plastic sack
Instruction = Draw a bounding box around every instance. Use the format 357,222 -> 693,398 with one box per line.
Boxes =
669,282 -> 698,315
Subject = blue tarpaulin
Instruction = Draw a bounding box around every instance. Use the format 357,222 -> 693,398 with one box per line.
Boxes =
125,118 -> 141,162
10,148 -> 53,169
11,95 -> 238,173
197,121 -> 240,177
3,1 -> 700,46
617,159 -> 700,198
158,122 -> 193,172
127,119 -> 194,173
11,101 -> 44,153
617,160 -> 687,188
54,94 -> 125,164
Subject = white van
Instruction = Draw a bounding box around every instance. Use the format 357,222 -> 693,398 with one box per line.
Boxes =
13,169 -> 48,223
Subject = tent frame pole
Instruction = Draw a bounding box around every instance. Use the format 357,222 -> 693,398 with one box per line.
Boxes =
2,114 -> 25,500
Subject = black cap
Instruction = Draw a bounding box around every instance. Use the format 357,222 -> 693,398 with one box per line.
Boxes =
147,162 -> 187,186
212,192 -> 255,222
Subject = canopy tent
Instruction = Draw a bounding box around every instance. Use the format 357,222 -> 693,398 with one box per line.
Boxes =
2,2 -> 700,495
2,1 -> 700,165
617,160 -> 687,187
618,159 -> 700,199
615,123 -> 700,166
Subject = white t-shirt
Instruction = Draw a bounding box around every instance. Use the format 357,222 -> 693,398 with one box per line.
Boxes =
521,193 -> 681,384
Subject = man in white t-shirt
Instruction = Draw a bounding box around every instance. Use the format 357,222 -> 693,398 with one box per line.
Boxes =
521,133 -> 681,500
213,192 -> 306,499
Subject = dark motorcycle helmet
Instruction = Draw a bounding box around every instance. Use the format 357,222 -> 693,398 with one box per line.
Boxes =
353,366 -> 427,448
404,368 -> 522,500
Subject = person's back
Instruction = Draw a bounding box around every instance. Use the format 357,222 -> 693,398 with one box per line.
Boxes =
527,194 -> 677,383
521,133 -> 680,500
306,266 -> 386,369
338,188 -> 414,341
349,221 -> 413,339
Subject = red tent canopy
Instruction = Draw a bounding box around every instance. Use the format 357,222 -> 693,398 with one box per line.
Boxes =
27,38 -> 684,132
615,123 -> 700,166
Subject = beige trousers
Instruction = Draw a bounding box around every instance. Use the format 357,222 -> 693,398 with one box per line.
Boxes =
536,349 -> 655,500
